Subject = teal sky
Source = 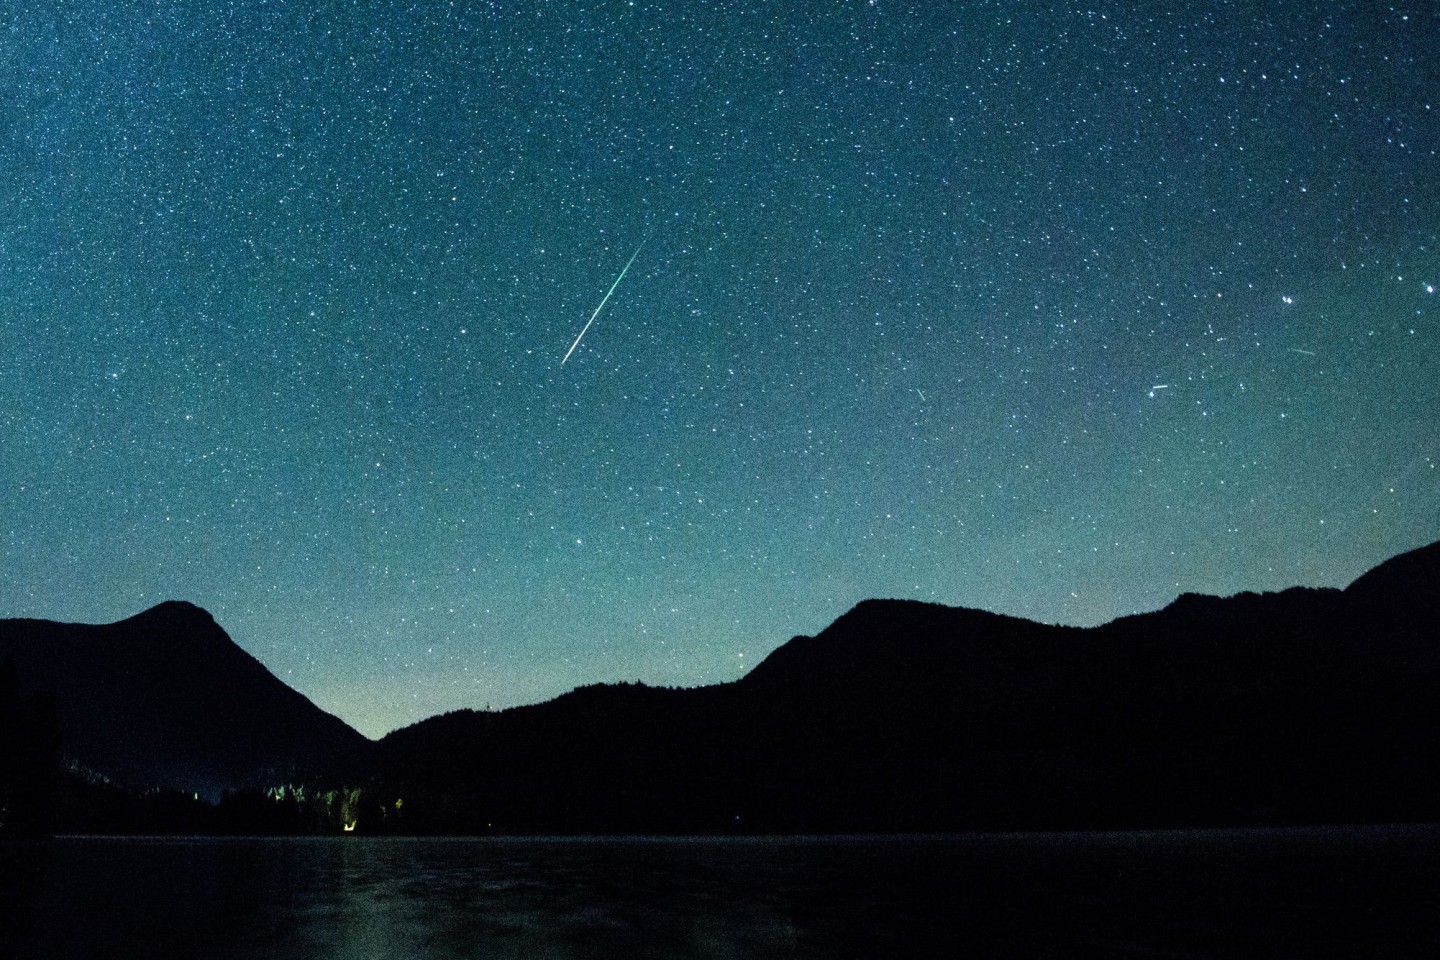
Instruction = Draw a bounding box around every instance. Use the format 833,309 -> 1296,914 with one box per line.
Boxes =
2,1 -> 1436,736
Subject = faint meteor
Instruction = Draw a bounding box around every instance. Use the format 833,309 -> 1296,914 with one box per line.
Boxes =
562,236 -> 648,365
1288,347 -> 1317,356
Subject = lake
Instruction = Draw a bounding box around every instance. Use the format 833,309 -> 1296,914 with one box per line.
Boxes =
4,826 -> 1439,958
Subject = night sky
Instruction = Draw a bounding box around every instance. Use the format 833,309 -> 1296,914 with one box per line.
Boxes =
3,2 -> 1437,737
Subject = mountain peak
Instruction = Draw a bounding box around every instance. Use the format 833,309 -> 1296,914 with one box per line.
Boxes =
1346,539 -> 1440,599
0,601 -> 371,797
138,599 -> 214,620
118,600 -> 223,637
827,597 -> 1018,636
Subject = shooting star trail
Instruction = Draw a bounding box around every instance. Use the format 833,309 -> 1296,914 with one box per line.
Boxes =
1288,347 -> 1317,356
562,236 -> 648,365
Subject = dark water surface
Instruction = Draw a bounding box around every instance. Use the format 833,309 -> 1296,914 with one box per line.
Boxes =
5,826 -> 1439,958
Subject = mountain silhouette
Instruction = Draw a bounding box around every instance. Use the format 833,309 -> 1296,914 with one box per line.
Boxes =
3,541 -> 1438,832
378,540 -> 1440,833
0,600 -> 369,800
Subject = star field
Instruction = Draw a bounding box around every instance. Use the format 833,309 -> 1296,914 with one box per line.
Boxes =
2,1 -> 1437,736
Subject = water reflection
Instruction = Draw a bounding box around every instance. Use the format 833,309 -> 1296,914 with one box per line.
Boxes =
5,828 -> 1440,958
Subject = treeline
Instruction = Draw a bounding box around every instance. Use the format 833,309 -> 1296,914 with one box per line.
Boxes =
46,777 -> 414,836
36,771 -> 537,837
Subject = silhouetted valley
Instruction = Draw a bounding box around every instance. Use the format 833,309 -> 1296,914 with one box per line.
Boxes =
3,540 -> 1438,836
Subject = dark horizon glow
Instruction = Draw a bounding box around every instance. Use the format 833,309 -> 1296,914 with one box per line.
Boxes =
2,2 -> 1437,737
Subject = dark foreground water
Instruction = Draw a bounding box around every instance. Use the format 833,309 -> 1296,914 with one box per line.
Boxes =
4,827 -> 1440,959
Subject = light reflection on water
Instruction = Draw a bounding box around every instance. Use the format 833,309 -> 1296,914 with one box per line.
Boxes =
6,828 -> 1440,958
248,837 -> 813,959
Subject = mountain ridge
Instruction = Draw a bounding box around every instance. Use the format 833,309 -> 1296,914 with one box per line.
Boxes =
3,539 -> 1438,832
0,600 -> 371,800
375,538 -> 1440,832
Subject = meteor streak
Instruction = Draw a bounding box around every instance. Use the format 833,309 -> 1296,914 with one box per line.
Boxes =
562,236 -> 648,365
